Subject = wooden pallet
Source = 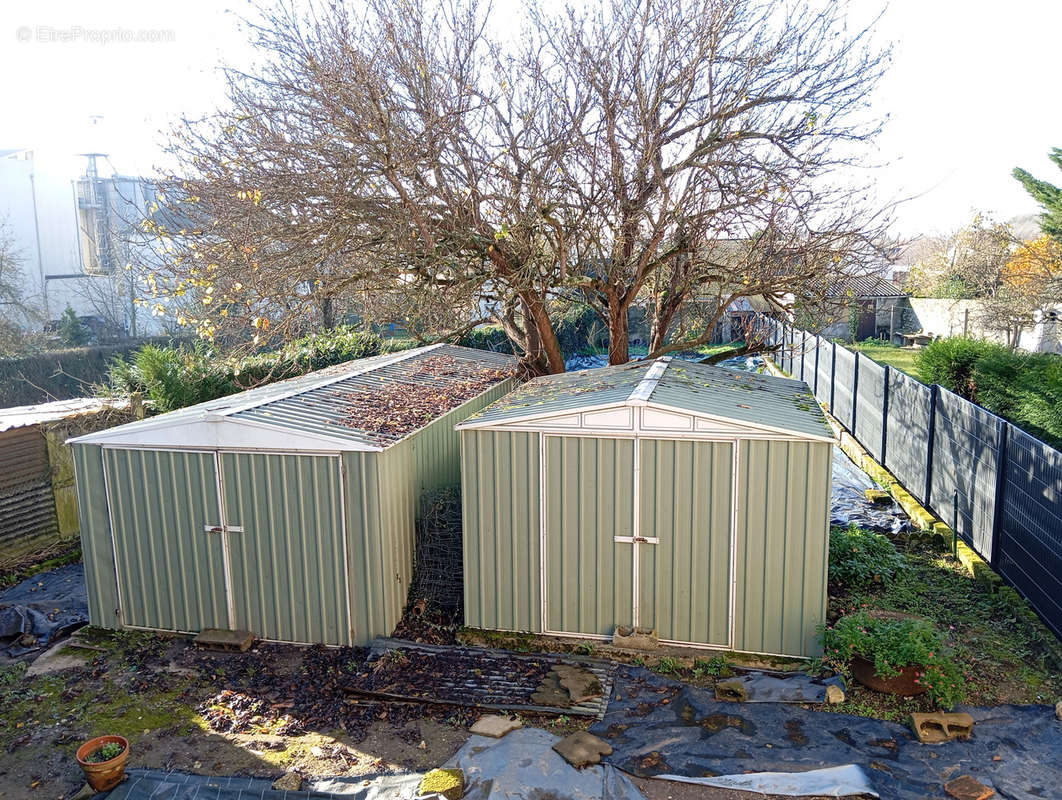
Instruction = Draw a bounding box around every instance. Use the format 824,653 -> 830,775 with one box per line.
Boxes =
345,637 -> 615,718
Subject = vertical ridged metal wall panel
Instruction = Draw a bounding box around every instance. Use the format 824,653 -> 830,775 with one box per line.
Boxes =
734,439 -> 832,657
340,451 -> 395,642
639,439 -> 731,645
73,444 -> 120,628
460,430 -> 541,632
221,452 -> 349,644
102,448 -> 229,632
545,436 -> 635,636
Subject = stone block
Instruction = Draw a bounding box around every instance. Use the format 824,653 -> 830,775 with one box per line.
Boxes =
715,680 -> 747,702
825,685 -> 845,705
943,775 -> 994,800
470,714 -> 522,738
552,732 -> 612,768
612,626 -> 658,651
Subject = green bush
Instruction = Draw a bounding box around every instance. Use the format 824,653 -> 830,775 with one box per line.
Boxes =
916,337 -> 1007,399
828,525 -> 907,590
554,303 -> 609,355
820,611 -> 966,709
103,326 -> 381,413
458,325 -> 514,354
916,338 -> 1062,448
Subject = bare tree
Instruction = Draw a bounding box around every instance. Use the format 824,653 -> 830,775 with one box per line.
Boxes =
0,218 -> 47,354
137,0 -> 889,373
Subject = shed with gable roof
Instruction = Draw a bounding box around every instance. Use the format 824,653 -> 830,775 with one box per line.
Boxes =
456,357 -> 834,658
70,344 -> 515,645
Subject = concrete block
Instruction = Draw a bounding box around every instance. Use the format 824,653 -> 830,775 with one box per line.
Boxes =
910,712 -> 974,744
612,626 -> 658,651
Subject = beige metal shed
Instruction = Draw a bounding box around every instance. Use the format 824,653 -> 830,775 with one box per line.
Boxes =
70,344 -> 515,646
456,357 -> 835,658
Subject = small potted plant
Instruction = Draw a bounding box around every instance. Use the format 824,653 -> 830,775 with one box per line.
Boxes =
76,735 -> 130,791
820,611 -> 965,708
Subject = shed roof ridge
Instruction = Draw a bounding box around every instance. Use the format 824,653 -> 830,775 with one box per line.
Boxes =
218,342 -> 447,417
627,356 -> 672,406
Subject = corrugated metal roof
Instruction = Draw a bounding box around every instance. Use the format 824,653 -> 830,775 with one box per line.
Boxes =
0,397 -> 130,432
651,360 -> 831,439
460,360 -> 654,425
827,274 -> 905,299
72,344 -> 516,451
461,358 -> 832,440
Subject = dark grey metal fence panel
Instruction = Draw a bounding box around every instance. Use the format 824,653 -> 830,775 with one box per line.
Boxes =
997,427 -> 1062,639
883,370 -> 932,503
784,327 -> 795,374
929,389 -> 1000,558
854,356 -> 886,463
831,346 -> 856,430
814,338 -> 833,407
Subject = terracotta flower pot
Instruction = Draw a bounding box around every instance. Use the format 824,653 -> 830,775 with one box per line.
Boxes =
76,735 -> 129,792
851,655 -> 928,696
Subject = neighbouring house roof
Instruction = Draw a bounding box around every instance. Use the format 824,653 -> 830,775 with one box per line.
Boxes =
71,344 -> 516,452
827,275 -> 906,299
457,357 -> 833,442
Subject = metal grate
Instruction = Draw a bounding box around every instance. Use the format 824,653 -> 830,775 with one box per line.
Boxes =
349,637 -> 615,718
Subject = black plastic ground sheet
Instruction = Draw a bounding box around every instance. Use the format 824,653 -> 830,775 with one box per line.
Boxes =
0,562 -> 87,655
590,667 -> 1062,800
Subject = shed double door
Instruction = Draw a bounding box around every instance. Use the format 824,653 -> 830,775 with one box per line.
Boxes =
544,436 -> 732,646
103,448 -> 348,644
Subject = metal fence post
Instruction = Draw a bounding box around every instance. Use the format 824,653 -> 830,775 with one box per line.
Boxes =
851,352 -> 860,433
924,384 -> 939,506
813,337 -> 820,395
990,419 -> 1009,567
799,332 -> 806,382
881,365 -> 890,465
830,342 -> 837,412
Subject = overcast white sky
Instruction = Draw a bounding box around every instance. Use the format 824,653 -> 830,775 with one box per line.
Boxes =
2,0 -> 1060,237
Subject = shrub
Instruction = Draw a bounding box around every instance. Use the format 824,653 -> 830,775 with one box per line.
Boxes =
458,325 -> 513,353
820,612 -> 966,709
916,337 -> 1006,400
916,337 -> 1062,449
102,327 -> 381,413
828,525 -> 907,590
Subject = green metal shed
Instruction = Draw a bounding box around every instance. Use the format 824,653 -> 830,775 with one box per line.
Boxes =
455,357 -> 835,659
70,344 -> 515,646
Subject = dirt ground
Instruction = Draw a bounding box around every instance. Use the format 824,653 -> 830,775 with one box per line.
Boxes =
0,627 -> 875,800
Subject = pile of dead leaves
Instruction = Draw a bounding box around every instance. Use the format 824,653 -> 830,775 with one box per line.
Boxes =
336,356 -> 512,438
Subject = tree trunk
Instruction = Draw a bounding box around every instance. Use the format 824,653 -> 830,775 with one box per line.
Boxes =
522,292 -> 565,374
607,295 -> 630,364
321,296 -> 335,329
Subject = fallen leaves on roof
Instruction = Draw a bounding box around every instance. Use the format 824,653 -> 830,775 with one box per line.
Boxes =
336,355 -> 513,438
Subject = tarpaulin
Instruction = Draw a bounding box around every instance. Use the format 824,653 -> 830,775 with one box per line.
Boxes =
592,667 -> 1062,800
0,563 -> 87,655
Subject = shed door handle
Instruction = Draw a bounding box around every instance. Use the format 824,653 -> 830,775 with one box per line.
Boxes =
633,536 -> 649,544
204,525 -> 245,533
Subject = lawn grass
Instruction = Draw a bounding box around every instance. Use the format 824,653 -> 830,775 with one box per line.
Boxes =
828,537 -> 1062,721
847,339 -> 923,381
